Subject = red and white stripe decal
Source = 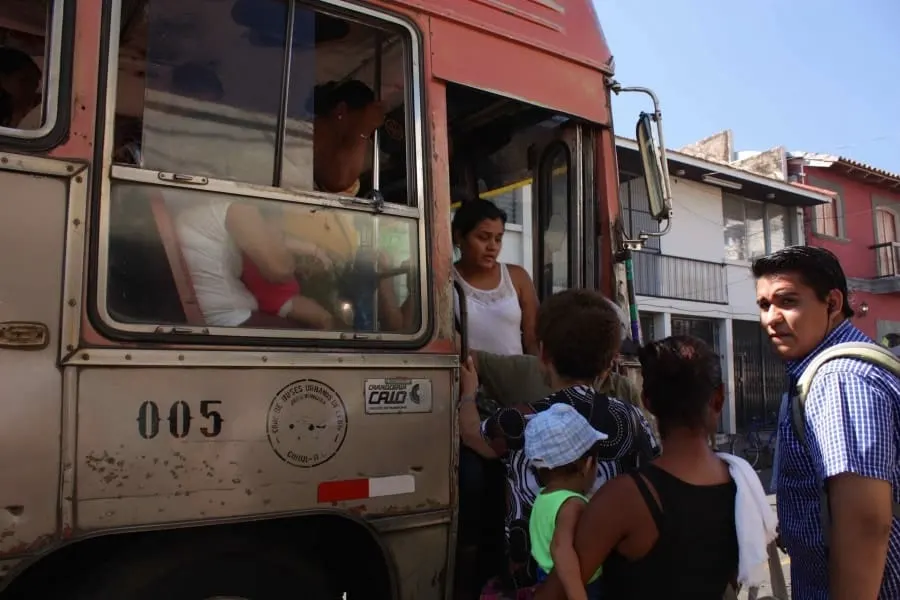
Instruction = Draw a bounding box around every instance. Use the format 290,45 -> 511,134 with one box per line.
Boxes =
317,475 -> 416,503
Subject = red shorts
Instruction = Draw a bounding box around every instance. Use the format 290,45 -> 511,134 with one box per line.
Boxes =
240,255 -> 300,316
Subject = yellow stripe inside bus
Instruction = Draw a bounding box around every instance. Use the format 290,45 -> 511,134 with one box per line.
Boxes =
450,165 -> 568,211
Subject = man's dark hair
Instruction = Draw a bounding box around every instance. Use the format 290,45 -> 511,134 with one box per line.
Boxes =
751,245 -> 854,318
312,79 -> 376,117
0,48 -> 39,127
638,335 -> 722,435
452,198 -> 507,239
536,289 -> 622,380
0,47 -> 39,78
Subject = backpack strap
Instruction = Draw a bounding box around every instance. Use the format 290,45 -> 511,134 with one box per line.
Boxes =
791,341 -> 900,550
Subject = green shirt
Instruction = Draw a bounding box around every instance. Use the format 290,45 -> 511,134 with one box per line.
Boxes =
529,489 -> 602,582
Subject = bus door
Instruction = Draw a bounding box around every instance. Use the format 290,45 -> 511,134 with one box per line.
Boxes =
531,124 -> 592,300
0,0 -> 76,560
445,84 -> 591,297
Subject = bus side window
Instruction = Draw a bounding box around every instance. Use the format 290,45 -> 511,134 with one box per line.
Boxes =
103,0 -> 424,339
0,0 -> 69,143
113,0 -> 410,202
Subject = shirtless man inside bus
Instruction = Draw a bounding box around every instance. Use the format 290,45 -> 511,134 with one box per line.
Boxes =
118,63 -> 406,331
0,46 -> 41,128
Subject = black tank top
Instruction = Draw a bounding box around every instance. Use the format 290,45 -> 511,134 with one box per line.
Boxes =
601,463 -> 738,600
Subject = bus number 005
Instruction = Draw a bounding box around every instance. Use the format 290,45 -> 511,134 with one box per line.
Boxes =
137,400 -> 224,439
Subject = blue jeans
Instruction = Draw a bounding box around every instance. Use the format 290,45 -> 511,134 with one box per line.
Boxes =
536,568 -> 603,600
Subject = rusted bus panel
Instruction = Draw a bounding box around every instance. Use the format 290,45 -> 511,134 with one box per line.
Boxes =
596,124 -> 620,297
383,0 -> 612,72
49,0 -> 103,161
428,17 -> 609,124
379,520 -> 450,600
0,168 -> 68,558
75,367 -> 453,530
424,73 -> 456,344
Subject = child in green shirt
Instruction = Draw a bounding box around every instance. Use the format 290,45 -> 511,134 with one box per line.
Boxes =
525,403 -> 606,600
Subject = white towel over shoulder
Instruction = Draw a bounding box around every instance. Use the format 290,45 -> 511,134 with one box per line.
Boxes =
716,452 -> 779,588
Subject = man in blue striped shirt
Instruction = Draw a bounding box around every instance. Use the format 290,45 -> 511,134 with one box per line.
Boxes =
753,246 -> 900,599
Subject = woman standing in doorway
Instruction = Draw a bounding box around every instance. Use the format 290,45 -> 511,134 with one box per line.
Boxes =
452,198 -> 539,598
452,199 -> 539,356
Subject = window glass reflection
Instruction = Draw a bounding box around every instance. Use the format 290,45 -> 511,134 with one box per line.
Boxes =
107,181 -> 420,334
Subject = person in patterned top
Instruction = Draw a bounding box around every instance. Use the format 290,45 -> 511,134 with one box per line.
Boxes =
459,289 -> 661,597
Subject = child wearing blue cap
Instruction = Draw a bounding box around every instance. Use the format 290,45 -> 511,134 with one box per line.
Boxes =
458,289 -> 661,597
526,403 -> 606,600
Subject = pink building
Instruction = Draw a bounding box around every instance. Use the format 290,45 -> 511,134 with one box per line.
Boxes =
788,153 -> 900,342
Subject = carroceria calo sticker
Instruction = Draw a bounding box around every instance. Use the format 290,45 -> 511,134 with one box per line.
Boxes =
364,378 -> 433,414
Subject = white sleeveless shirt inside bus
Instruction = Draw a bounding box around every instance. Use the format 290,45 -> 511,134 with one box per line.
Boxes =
171,196 -> 258,327
453,263 -> 523,355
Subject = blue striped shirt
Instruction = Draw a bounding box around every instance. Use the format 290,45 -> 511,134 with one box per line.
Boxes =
776,320 -> 900,599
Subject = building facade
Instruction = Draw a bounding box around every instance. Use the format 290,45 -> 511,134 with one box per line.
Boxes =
787,153 -> 900,343
617,135 -> 831,434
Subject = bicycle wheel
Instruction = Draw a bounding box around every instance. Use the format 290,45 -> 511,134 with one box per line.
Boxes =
742,439 -> 761,468
730,435 -> 761,468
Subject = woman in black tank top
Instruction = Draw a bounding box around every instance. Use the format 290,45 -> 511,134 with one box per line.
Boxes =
535,336 -> 739,600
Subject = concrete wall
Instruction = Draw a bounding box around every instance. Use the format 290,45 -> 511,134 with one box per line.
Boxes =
731,147 -> 787,180
660,178 -> 724,260
678,130 -> 733,164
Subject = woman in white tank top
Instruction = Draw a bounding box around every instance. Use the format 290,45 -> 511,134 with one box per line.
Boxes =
452,199 -> 539,356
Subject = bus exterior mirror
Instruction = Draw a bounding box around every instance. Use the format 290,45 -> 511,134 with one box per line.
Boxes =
636,112 -> 668,221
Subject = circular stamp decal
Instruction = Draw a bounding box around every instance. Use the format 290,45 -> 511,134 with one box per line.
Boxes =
267,379 -> 348,468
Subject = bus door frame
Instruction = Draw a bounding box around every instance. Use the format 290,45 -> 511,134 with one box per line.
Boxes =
531,123 -> 589,299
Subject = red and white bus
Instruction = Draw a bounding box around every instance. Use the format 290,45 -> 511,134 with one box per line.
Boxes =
0,0 -> 671,597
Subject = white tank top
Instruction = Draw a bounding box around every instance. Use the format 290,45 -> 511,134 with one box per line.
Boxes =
169,195 -> 258,327
453,263 -> 523,356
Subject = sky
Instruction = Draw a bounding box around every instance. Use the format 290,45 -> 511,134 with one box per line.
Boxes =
596,0 -> 900,173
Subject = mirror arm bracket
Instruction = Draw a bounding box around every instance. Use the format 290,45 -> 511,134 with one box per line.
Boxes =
620,218 -> 672,251
609,80 -> 674,219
